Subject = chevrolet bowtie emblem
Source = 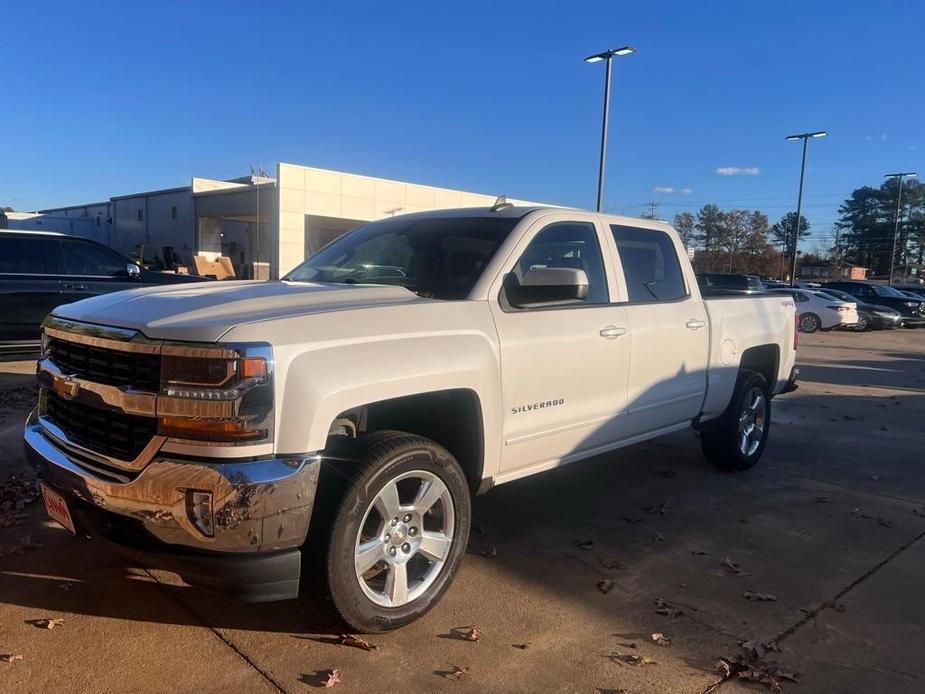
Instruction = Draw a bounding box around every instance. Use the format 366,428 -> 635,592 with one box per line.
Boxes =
52,373 -> 81,400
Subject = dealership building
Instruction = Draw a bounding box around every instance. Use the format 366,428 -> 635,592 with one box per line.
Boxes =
10,163 -> 540,279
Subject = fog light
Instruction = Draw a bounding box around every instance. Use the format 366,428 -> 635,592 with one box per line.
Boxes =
186,490 -> 214,537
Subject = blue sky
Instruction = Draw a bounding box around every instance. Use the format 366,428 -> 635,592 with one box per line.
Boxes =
3,0 -> 923,252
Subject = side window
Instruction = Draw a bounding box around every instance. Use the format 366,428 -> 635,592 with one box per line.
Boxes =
610,225 -> 687,302
510,222 -> 608,306
0,237 -> 55,274
62,241 -> 128,277
794,292 -> 809,303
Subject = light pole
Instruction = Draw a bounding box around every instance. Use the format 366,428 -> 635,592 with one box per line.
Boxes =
884,171 -> 917,285
585,46 -> 635,212
784,130 -> 827,286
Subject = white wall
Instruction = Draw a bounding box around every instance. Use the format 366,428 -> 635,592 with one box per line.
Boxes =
275,162 -> 541,277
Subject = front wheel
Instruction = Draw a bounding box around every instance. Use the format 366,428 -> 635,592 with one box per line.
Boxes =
322,432 -> 471,632
700,370 -> 771,472
854,316 -> 869,332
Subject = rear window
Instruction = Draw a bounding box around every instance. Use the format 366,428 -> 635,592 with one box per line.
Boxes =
0,236 -> 56,274
611,225 -> 687,302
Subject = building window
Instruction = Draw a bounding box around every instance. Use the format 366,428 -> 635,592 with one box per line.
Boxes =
137,208 -> 143,222
171,206 -> 178,219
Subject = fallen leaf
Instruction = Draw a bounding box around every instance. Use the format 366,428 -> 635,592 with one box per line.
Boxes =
34,617 -> 65,629
912,507 -> 925,518
338,634 -> 378,651
511,643 -> 530,650
722,558 -> 751,577
479,546 -> 496,558
1,654 -> 23,664
622,516 -> 642,524
644,501 -> 671,515
323,669 -> 341,688
598,579 -> 614,594
654,598 -> 684,618
691,549 -> 709,556
611,652 -> 657,667
743,591 -> 777,602
651,632 -> 671,647
618,642 -> 637,649
450,665 -> 470,680
653,532 -> 665,543
814,496 -> 830,503
461,626 -> 480,642
599,557 -> 625,570
575,539 -> 594,551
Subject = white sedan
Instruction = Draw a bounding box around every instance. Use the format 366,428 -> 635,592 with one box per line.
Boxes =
768,288 -> 858,333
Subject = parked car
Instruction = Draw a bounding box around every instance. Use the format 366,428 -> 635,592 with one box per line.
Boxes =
767,287 -> 858,332
792,281 -> 822,289
817,288 -> 903,331
696,272 -> 766,295
762,279 -> 789,289
0,230 -> 210,351
25,206 -> 799,632
824,281 -> 925,328
896,284 -> 925,299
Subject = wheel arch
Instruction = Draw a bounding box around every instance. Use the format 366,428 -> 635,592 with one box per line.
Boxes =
324,389 -> 487,495
738,343 -> 780,391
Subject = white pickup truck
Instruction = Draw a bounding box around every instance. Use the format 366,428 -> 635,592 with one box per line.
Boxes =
25,205 -> 798,631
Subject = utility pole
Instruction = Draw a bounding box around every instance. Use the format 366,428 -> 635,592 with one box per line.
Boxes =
642,201 -> 660,220
884,171 -> 917,285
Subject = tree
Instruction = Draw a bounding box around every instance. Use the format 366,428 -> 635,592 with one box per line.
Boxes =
673,212 -> 696,249
836,179 -> 925,276
769,212 -> 810,250
695,204 -> 723,271
715,210 -> 770,272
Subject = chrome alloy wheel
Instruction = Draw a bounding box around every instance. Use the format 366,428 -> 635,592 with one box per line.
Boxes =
354,470 -> 455,608
738,387 -> 767,457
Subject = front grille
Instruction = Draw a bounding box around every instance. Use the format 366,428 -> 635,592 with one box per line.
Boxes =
44,391 -> 157,461
48,337 -> 161,392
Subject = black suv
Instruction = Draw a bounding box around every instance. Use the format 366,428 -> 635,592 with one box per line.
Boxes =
0,230 -> 209,351
824,281 -> 925,327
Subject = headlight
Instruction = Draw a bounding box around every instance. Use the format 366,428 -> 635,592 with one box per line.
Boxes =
905,301 -> 917,308
157,344 -> 274,444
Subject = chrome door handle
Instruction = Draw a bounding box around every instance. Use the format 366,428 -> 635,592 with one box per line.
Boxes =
685,319 -> 706,330
599,325 -> 627,339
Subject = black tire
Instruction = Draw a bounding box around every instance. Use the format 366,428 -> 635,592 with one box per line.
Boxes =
798,313 -> 820,333
700,370 -> 772,472
314,431 -> 471,633
854,316 -> 868,332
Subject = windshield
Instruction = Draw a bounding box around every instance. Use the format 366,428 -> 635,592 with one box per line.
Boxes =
871,284 -> 909,298
284,216 -> 520,300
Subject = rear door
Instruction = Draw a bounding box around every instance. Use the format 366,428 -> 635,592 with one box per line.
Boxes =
608,224 -> 709,437
0,235 -> 63,343
489,214 -> 631,475
58,238 -> 137,302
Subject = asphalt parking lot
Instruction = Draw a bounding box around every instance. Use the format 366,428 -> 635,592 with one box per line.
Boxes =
1,329 -> 924,694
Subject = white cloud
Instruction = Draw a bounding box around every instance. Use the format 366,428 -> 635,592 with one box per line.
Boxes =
716,166 -> 760,176
652,186 -> 694,195
880,133 -> 888,141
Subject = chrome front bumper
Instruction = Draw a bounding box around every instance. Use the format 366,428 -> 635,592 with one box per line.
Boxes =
24,412 -> 320,554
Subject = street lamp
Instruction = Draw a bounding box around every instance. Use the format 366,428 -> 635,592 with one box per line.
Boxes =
585,46 -> 635,212
784,130 -> 827,286
884,171 -> 918,285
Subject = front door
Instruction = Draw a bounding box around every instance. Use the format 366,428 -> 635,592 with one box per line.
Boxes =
57,239 -> 137,303
489,216 -> 631,476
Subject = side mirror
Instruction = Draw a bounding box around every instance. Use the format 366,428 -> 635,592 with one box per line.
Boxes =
506,267 -> 589,308
126,263 -> 141,279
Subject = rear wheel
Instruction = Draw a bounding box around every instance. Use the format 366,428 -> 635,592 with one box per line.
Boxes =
799,313 -> 820,333
700,370 -> 771,472
319,432 -> 471,632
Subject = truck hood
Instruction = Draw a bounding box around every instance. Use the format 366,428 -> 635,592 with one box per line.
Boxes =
51,280 -> 428,342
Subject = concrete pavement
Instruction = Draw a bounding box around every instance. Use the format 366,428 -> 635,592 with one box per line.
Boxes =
1,329 -> 923,693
